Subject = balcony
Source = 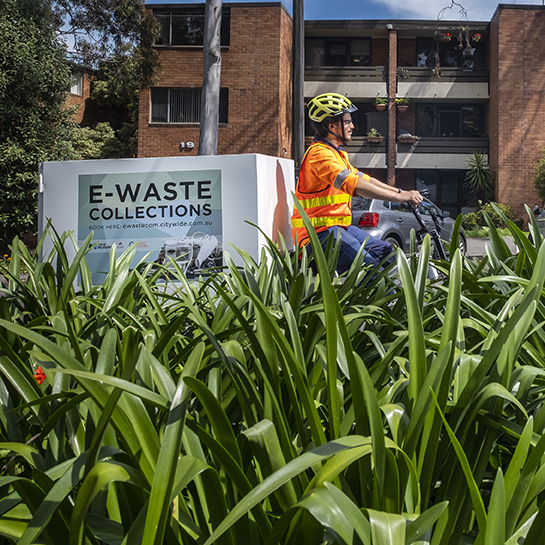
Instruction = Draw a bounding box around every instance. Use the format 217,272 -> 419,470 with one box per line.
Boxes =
343,136 -> 487,154
304,66 -> 489,100
341,136 -> 488,170
304,66 -> 487,83
305,66 -> 386,82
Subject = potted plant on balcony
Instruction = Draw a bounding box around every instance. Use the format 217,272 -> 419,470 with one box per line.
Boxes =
366,128 -> 384,143
395,98 -> 409,113
375,97 -> 387,111
396,67 -> 410,81
397,130 -> 418,145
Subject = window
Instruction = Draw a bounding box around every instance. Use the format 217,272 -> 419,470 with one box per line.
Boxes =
70,72 -> 83,95
416,170 -> 469,217
416,37 -> 484,69
154,8 -> 230,46
416,104 -> 485,138
151,88 -> 229,124
305,38 -> 371,67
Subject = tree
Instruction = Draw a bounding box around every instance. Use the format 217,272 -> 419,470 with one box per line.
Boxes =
52,0 -> 159,81
54,0 -> 161,158
198,0 -> 222,156
0,0 -> 75,254
0,0 -> 160,253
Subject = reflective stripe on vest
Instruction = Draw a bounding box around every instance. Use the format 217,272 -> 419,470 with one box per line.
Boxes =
297,193 -> 350,209
291,214 -> 351,229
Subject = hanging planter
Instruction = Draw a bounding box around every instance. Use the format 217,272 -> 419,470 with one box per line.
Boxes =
441,32 -> 452,43
375,98 -> 387,111
395,98 -> 409,113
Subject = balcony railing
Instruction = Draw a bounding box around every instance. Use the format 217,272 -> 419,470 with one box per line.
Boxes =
343,136 -> 488,154
304,66 -> 488,83
305,66 -> 386,82
402,67 -> 488,82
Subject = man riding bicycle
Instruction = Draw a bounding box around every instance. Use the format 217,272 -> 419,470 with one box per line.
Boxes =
291,92 -> 423,274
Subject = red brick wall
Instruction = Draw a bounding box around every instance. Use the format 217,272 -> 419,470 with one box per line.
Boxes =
65,72 -> 94,125
491,6 -> 545,217
397,106 -> 415,137
397,38 -> 416,67
372,38 -> 388,66
395,169 -> 415,190
138,4 -> 293,159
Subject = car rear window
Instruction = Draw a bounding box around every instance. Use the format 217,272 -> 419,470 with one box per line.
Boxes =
352,197 -> 372,210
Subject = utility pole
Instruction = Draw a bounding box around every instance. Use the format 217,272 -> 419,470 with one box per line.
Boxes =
293,0 -> 305,170
198,0 -> 222,155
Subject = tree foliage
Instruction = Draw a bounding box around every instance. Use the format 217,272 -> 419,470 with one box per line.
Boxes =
0,0 -> 160,253
69,122 -> 134,159
52,0 -> 160,79
0,0 -> 75,254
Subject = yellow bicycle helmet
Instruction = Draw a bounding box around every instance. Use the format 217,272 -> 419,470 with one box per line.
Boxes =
307,93 -> 357,122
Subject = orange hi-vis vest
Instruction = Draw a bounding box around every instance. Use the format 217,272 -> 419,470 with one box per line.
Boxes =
291,139 -> 371,248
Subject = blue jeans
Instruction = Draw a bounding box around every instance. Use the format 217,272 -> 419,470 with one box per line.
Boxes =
316,225 -> 395,276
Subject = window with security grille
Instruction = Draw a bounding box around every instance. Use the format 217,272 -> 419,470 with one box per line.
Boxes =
415,104 -> 484,138
151,88 -> 229,124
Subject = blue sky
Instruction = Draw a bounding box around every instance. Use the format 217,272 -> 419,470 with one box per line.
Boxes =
145,1 -> 544,22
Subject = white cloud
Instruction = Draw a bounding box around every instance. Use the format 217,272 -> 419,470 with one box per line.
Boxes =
370,0 -> 543,22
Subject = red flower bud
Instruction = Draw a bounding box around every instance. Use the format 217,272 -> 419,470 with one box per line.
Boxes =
34,366 -> 46,385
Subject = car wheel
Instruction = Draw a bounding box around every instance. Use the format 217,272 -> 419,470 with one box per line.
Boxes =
384,236 -> 402,250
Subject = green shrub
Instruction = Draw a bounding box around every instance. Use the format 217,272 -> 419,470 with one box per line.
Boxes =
465,152 -> 495,203
1,215 -> 545,544
462,201 -> 519,230
70,122 -> 132,159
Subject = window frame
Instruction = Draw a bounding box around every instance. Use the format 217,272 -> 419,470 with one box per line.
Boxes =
150,87 -> 229,124
304,37 -> 371,67
415,37 -> 484,70
415,103 -> 485,138
69,72 -> 83,96
154,7 -> 231,47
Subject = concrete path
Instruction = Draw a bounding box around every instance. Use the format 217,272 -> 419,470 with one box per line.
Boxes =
466,236 -> 518,258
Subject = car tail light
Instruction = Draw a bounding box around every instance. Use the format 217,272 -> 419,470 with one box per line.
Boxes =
357,212 -> 379,228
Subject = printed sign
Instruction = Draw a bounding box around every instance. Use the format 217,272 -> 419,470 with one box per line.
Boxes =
78,169 -> 222,279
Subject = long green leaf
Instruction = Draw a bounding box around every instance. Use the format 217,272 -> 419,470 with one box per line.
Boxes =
142,343 -> 203,545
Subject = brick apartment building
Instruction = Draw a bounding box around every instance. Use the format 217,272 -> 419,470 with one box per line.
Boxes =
138,2 -> 293,159
138,3 -> 545,219
65,69 -> 100,126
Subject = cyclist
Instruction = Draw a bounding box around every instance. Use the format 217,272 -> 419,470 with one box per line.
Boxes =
291,92 -> 423,274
